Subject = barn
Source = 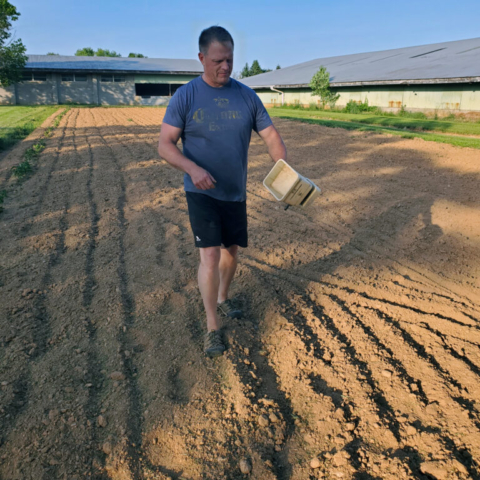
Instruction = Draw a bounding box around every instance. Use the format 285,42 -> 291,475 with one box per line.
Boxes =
241,37 -> 480,114
0,55 -> 203,106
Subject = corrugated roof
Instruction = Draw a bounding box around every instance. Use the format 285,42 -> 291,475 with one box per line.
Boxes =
25,55 -> 203,74
241,37 -> 480,88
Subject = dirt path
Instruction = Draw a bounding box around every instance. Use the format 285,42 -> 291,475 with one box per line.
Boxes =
0,108 -> 479,480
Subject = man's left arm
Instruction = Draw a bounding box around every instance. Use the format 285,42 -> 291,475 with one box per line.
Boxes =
258,124 -> 287,163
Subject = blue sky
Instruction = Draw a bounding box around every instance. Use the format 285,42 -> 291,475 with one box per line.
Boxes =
12,0 -> 480,73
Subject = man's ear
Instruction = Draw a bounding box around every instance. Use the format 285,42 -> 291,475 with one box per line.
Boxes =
198,52 -> 205,66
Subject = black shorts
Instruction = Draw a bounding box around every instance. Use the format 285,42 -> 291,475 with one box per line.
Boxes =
185,192 -> 248,248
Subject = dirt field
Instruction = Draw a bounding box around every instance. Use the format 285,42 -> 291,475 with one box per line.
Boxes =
0,107 -> 479,480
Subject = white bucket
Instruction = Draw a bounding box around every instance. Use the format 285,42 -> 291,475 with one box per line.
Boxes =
263,159 -> 321,208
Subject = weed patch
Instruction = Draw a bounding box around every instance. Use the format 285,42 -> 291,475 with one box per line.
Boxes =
11,160 -> 33,178
7,108 -> 69,184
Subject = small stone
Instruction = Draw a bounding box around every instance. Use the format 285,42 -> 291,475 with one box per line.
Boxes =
257,415 -> 269,427
110,371 -> 125,381
102,442 -> 112,455
322,352 -> 332,362
419,461 -> 448,479
97,415 -> 107,428
239,458 -> 251,474
345,422 -> 356,431
48,409 -> 59,421
310,457 -> 322,469
333,452 -> 347,467
382,369 -> 393,378
406,426 -> 417,436
269,413 -> 280,423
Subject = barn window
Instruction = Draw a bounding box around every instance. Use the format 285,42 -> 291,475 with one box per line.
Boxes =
74,74 -> 87,82
62,74 -> 74,82
101,75 -> 113,82
33,73 -> 47,81
135,83 -> 184,97
170,84 -> 183,95
135,83 -> 170,96
21,73 -> 33,81
114,75 -> 126,82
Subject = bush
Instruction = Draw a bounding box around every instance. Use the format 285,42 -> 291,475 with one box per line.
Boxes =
343,99 -> 378,114
11,160 -> 32,178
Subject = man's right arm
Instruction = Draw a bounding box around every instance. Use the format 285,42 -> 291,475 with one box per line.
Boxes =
158,123 -> 216,190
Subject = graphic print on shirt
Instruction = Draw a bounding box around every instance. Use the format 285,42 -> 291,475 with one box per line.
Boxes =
192,96 -> 244,132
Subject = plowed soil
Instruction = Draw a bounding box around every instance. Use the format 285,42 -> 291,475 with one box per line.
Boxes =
0,107 -> 479,480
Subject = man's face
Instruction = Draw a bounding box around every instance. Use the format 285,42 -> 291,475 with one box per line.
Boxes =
199,41 -> 233,87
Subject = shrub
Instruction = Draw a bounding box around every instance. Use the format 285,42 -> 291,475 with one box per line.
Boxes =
343,99 -> 378,114
11,160 -> 32,178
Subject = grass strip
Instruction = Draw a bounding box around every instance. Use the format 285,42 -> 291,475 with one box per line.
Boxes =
268,111 -> 480,149
0,106 -> 62,152
9,107 -> 69,181
269,108 -> 480,137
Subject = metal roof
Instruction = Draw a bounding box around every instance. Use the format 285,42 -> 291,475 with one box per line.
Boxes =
241,37 -> 480,89
25,55 -> 203,74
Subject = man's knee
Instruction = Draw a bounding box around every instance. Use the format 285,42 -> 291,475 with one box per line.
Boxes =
222,245 -> 238,260
199,246 -> 221,270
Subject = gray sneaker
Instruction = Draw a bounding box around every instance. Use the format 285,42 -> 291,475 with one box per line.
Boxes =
204,330 -> 225,358
217,298 -> 243,319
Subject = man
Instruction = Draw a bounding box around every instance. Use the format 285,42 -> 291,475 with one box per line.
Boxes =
158,26 -> 287,358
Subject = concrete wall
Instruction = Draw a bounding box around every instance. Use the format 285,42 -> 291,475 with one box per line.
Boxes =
59,76 -> 96,104
0,72 -> 199,106
16,73 -> 58,105
256,84 -> 480,112
0,84 -> 15,105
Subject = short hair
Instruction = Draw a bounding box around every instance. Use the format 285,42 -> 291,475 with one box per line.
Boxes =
199,26 -> 234,55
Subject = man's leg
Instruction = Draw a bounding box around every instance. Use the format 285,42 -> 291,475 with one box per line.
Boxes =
198,246 -> 221,332
218,245 -> 238,304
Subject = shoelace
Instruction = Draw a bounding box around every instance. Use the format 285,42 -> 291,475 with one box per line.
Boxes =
206,331 -> 223,348
220,299 -> 237,310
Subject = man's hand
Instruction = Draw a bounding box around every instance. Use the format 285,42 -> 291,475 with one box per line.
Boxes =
159,123 -> 215,189
189,164 -> 216,190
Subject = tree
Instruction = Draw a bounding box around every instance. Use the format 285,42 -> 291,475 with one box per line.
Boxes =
250,60 -> 263,76
276,64 -> 281,70
95,48 -> 121,57
46,52 -> 59,55
75,47 -> 122,57
309,65 -> 339,108
128,52 -> 147,58
240,60 -> 272,78
75,47 -> 95,56
0,0 -> 27,87
240,62 -> 250,79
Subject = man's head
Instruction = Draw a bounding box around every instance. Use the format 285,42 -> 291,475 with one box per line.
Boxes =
198,26 -> 234,88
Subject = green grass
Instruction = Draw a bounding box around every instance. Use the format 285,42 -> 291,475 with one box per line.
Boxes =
268,109 -> 480,149
269,107 -> 480,136
0,106 -> 62,152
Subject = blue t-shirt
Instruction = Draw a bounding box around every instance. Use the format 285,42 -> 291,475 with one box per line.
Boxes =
162,76 -> 272,202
